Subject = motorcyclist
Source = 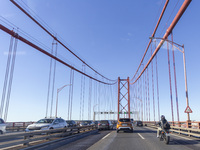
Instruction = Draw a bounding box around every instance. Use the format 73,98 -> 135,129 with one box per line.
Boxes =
157,115 -> 169,138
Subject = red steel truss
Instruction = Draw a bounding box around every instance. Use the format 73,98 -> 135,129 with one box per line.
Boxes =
118,77 -> 130,120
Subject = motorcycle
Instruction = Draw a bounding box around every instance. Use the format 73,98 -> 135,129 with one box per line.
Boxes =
159,129 -> 170,144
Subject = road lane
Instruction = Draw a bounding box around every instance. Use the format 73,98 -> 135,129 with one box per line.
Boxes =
143,126 -> 200,150
132,127 -> 192,150
30,130 -> 112,150
88,127 -> 200,150
4,127 -> 199,150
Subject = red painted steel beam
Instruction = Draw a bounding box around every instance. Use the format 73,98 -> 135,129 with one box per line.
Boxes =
10,0 -> 116,82
118,77 -> 120,120
131,0 -> 192,85
128,77 -> 130,119
0,24 -> 115,85
118,77 -> 130,119
131,0 -> 169,81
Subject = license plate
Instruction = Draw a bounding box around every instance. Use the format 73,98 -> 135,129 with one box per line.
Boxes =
122,124 -> 127,126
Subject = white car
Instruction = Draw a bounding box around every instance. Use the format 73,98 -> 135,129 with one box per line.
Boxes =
0,118 -> 6,134
25,117 -> 67,132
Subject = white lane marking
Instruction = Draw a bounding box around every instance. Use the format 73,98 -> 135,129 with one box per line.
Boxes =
137,133 -> 145,139
102,133 -> 111,139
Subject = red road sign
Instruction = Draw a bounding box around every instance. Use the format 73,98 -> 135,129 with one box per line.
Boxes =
184,106 -> 192,113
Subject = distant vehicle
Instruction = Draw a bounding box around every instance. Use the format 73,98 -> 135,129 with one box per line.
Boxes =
130,119 -> 134,123
136,120 -> 143,127
130,119 -> 134,126
98,120 -> 113,130
66,120 -> 76,127
79,121 -> 94,127
0,118 -> 6,134
94,121 -> 99,126
116,118 -> 133,133
25,117 -> 67,132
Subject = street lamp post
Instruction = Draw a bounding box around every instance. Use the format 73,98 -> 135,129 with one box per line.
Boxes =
55,84 -> 72,118
149,37 -> 191,121
134,97 -> 143,121
130,106 -> 134,119
93,104 -> 98,121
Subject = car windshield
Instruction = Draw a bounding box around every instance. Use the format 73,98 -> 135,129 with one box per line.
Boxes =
0,119 -> 5,124
100,121 -> 108,124
36,119 -> 54,124
80,121 -> 91,124
119,118 -> 130,122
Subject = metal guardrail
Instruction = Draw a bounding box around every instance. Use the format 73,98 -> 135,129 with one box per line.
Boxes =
6,122 -> 34,132
143,121 -> 200,129
0,125 -> 97,149
144,122 -> 200,138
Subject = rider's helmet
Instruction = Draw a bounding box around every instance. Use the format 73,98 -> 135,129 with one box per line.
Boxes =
161,115 -> 165,120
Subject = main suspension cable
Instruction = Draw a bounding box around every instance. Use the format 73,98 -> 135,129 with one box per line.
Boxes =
0,24 -> 116,85
10,0 -> 116,82
131,0 -> 169,82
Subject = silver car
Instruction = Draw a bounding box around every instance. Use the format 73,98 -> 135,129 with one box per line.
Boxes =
0,118 -> 6,134
25,117 -> 67,132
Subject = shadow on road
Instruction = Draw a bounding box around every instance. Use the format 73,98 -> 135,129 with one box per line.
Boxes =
169,138 -> 200,146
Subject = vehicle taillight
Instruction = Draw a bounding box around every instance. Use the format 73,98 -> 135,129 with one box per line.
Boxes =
98,123 -> 101,125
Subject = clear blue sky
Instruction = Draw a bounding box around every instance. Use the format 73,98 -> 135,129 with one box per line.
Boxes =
0,0 -> 200,122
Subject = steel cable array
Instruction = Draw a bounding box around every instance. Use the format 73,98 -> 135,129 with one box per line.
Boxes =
0,36 -> 14,118
4,36 -> 18,122
10,0 -> 117,83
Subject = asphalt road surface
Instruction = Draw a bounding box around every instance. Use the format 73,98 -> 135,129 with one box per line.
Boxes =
88,127 -> 200,150
26,127 -> 200,150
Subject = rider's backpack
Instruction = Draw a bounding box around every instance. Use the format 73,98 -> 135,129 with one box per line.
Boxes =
164,122 -> 170,129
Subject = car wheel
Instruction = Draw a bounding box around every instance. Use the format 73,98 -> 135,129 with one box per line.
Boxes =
63,126 -> 68,132
0,130 -> 3,134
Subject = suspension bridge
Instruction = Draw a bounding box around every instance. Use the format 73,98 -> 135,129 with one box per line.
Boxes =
1,0 -> 200,149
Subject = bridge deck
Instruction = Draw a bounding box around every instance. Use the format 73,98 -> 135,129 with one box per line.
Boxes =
23,127 -> 200,150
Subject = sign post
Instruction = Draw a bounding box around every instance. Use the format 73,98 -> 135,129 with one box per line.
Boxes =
184,106 -> 192,128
